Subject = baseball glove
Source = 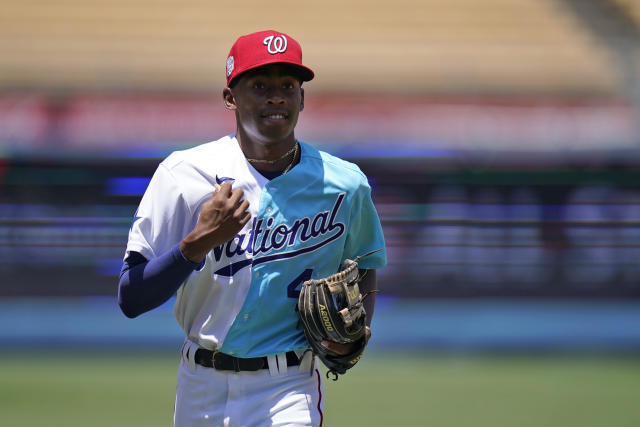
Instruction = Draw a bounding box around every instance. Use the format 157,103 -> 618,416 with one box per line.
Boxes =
297,250 -> 379,380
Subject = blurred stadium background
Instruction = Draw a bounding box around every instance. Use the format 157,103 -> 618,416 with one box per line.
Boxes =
1,1 -> 640,426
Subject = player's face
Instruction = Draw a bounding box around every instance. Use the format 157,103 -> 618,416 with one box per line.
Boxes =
225,64 -> 304,146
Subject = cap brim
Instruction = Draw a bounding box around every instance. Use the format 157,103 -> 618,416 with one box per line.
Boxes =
229,61 -> 314,87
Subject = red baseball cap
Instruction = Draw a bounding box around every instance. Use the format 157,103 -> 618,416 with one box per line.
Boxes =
225,30 -> 314,87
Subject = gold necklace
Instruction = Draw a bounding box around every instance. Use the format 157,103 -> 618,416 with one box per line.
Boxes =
246,143 -> 297,165
281,142 -> 299,175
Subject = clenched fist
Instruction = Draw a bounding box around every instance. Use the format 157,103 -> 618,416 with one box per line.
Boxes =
180,181 -> 251,263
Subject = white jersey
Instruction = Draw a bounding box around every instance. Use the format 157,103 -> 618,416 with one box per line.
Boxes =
126,135 -> 386,357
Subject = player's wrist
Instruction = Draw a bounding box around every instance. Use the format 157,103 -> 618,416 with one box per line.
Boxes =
179,239 -> 207,264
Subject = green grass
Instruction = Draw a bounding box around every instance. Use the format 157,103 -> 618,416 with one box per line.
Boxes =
0,352 -> 178,427
1,351 -> 639,427
324,353 -> 640,427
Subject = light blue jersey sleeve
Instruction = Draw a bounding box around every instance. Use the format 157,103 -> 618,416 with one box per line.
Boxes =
342,172 -> 387,270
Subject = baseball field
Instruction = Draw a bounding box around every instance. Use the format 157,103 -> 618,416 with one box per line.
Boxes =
1,351 -> 638,427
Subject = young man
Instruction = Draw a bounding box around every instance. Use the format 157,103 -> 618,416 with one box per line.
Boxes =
118,30 -> 386,426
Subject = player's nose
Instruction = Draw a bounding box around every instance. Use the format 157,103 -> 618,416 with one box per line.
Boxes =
266,93 -> 286,104
265,84 -> 288,103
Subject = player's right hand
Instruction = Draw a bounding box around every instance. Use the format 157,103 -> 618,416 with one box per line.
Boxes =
180,181 -> 251,263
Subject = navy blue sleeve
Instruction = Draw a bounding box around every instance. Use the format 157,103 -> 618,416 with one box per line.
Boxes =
117,244 -> 204,318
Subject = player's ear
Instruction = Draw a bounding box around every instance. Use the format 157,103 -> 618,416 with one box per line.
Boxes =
223,87 -> 237,111
300,87 -> 305,112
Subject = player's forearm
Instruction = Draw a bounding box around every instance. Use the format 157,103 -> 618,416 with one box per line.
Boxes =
118,244 -> 202,318
359,269 -> 377,327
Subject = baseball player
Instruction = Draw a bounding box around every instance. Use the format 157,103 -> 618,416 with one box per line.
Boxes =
118,30 -> 386,426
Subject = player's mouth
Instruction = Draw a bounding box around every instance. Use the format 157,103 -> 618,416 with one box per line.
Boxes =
261,111 -> 289,121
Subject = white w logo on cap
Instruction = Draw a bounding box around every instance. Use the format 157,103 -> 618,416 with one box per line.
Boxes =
263,35 -> 288,54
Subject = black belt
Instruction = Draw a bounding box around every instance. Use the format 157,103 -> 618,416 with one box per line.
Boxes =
194,349 -> 301,372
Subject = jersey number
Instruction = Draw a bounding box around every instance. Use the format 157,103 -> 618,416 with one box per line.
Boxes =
287,269 -> 313,299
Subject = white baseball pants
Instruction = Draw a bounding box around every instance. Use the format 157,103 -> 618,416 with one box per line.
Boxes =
174,345 -> 325,427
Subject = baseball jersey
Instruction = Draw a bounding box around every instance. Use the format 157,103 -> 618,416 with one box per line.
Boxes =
126,135 -> 386,357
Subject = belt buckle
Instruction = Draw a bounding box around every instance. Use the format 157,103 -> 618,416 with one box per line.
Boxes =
211,350 -> 220,369
212,350 -> 241,372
